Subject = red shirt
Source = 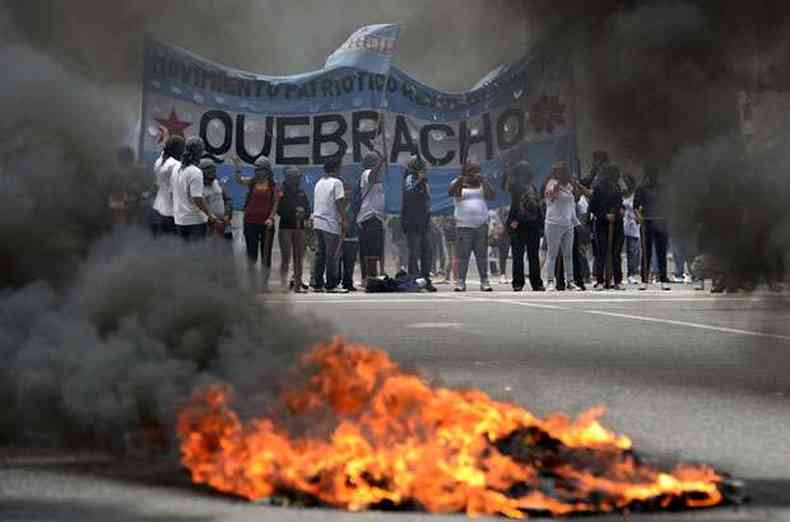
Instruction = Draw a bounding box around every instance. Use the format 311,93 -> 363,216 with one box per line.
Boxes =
244,182 -> 276,225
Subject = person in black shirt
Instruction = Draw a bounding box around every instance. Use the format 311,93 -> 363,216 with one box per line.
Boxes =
277,166 -> 311,293
402,155 -> 437,292
503,161 -> 545,291
589,164 -> 625,290
634,163 -> 671,290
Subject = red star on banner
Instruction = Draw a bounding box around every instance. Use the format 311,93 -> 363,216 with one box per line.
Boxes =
155,109 -> 192,142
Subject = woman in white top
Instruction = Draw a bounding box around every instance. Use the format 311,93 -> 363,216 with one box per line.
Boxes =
544,161 -> 581,291
151,135 -> 184,235
448,162 -> 496,291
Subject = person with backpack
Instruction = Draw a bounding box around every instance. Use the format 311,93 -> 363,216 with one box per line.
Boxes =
234,156 -> 279,292
503,161 -> 545,292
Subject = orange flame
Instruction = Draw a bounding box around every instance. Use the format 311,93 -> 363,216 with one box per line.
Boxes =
177,337 -> 723,518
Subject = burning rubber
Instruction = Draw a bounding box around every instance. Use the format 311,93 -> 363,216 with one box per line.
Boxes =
177,337 -> 741,518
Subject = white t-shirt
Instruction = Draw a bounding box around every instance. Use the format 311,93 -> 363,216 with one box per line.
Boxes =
152,155 -> 180,217
357,168 -> 386,224
205,180 -> 225,218
312,176 -> 345,235
172,164 -> 207,226
454,183 -> 489,229
622,194 -> 639,238
544,179 -> 579,228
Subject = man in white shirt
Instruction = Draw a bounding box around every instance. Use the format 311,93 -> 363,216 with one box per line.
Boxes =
201,158 -> 232,240
311,159 -> 347,292
356,151 -> 386,281
151,135 -> 184,235
171,137 -> 223,240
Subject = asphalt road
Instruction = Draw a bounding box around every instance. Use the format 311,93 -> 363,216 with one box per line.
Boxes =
3,284 -> 790,522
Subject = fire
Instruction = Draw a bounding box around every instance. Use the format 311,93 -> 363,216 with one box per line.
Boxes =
177,337 -> 724,518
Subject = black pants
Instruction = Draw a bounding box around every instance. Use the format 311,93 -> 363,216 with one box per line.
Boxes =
593,221 -> 624,286
643,219 -> 669,283
177,223 -> 208,241
244,222 -> 275,267
151,211 -> 175,237
405,227 -> 432,279
358,217 -> 384,279
510,226 -> 542,290
340,240 -> 359,289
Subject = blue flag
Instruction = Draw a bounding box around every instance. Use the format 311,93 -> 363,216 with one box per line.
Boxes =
325,23 -> 400,75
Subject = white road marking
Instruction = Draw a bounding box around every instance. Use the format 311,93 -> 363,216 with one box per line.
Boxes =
406,322 -> 464,329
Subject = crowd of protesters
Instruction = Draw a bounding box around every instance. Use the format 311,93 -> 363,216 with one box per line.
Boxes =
142,136 -> 785,294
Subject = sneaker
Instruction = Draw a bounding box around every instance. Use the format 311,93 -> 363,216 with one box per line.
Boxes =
513,286 -> 524,292
294,286 -> 307,294
480,282 -> 493,292
499,274 -> 509,285
566,282 -> 582,291
454,284 -> 466,292
627,276 -> 638,285
546,281 -> 556,292
683,273 -> 693,284
593,283 -> 604,291
638,282 -> 648,291
693,280 -> 705,291
434,276 -> 450,285
326,287 -> 350,294
533,285 -> 546,292
613,283 -> 627,291
661,282 -> 671,291
343,286 -> 358,292
425,282 -> 438,293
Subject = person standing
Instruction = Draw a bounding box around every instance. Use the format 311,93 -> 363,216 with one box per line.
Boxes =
151,135 -> 184,236
172,137 -> 222,240
401,155 -> 437,292
635,163 -> 671,291
311,160 -> 348,293
357,151 -> 386,284
543,161 -> 580,291
277,166 -> 311,292
436,215 -> 458,284
201,159 -> 232,241
503,161 -> 544,292
622,174 -> 641,285
340,181 -> 361,291
449,162 -> 496,292
589,164 -> 626,290
235,157 -> 279,292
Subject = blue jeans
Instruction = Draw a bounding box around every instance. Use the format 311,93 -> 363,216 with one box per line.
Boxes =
626,236 -> 641,277
312,229 -> 341,290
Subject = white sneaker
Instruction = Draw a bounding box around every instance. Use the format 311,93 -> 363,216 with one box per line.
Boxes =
593,283 -> 605,291
499,274 -> 509,285
480,282 -> 493,292
639,282 -> 648,291
661,282 -> 671,291
693,280 -> 705,291
683,273 -> 693,284
628,276 -> 638,285
546,281 -> 556,292
566,282 -> 581,291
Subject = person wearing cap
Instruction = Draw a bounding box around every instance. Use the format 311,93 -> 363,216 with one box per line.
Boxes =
449,162 -> 497,291
172,137 -> 223,240
277,166 -> 311,293
503,160 -> 545,292
151,135 -> 184,235
235,156 -> 279,292
311,159 -> 347,293
201,159 -> 232,240
402,155 -> 437,292
357,150 -> 386,284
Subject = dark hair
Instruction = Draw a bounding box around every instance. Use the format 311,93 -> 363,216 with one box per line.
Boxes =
162,135 -> 185,161
462,161 -> 481,176
323,159 -> 341,175
513,161 -> 535,181
180,136 -> 205,169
